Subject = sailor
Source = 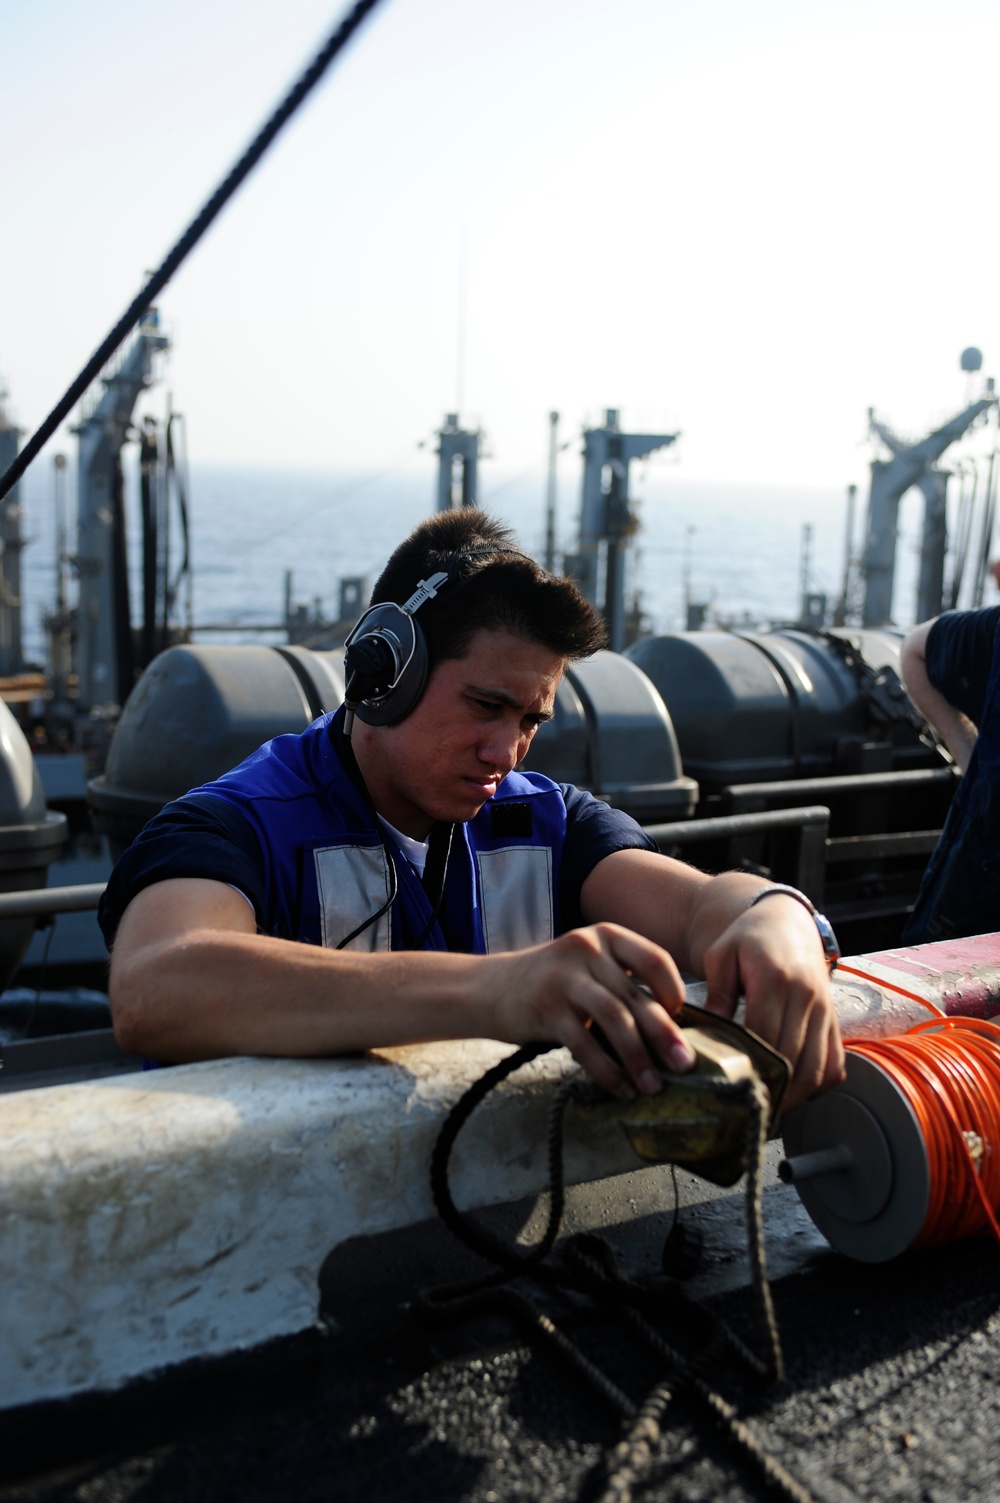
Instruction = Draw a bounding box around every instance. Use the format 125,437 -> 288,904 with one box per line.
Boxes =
901,602 -> 1000,944
99,510 -> 843,1109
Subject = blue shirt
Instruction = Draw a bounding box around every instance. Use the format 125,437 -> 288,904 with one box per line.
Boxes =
99,709 -> 657,955
903,607 -> 1000,943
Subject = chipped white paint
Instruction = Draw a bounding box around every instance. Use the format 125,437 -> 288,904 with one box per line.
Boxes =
0,1041 -> 643,1410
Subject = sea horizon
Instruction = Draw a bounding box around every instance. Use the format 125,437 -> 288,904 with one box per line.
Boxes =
12,457 -> 958,666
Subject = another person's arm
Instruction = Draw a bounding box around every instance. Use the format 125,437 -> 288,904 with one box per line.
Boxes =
901,618 -> 978,771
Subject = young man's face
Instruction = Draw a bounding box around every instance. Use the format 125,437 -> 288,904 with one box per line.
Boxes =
353,627 -> 565,838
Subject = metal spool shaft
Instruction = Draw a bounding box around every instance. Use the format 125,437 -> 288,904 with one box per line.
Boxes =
780,1052 -> 931,1263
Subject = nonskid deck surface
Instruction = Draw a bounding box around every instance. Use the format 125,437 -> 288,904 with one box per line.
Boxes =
3,1153 -> 999,1503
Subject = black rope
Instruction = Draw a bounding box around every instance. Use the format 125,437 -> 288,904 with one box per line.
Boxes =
428,1041 -> 564,1272
0,0 -> 386,505
423,1055 -> 816,1503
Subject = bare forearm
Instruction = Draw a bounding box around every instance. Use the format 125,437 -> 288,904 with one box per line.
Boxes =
581,849 -> 769,974
580,849 -> 841,1106
681,869 -> 782,974
110,926 -> 507,1062
109,878 -> 701,1099
910,684 -> 976,770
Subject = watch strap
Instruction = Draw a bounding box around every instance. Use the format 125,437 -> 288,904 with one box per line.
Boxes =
746,884 -> 841,971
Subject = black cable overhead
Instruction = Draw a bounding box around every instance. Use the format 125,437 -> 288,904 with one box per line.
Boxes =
0,0 -> 386,505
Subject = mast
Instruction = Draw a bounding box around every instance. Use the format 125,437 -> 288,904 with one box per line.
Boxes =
47,453 -> 74,724
972,407 -> 1000,608
834,482 -> 858,627
914,464 -> 949,623
0,383 -> 24,675
435,413 -> 481,510
570,409 -> 677,651
72,309 -> 169,714
862,383 -> 997,626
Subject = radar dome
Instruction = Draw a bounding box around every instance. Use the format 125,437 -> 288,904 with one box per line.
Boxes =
961,347 -> 984,372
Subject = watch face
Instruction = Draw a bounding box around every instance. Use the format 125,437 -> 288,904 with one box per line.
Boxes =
814,912 -> 841,968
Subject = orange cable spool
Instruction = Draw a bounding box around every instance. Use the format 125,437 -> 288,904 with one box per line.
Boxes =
847,1019 -> 1000,1249
781,1013 -> 1000,1262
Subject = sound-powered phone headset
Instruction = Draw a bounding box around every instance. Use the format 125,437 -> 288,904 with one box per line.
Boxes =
342,544 -> 525,736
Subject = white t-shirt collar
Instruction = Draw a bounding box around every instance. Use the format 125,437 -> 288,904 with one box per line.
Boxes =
377,816 -> 430,878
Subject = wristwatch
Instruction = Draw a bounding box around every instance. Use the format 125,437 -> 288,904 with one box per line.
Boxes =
746,883 -> 841,972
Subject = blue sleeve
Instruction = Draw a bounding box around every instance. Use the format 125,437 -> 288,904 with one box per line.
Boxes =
558,784 -> 657,928
98,794 -> 266,949
925,606 -> 1000,724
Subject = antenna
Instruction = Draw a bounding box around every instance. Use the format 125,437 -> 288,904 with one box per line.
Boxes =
455,225 -> 468,419
544,412 -> 559,571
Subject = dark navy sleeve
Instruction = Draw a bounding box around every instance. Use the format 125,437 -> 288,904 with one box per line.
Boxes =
98,794 -> 266,948
558,784 -> 657,928
925,606 -> 1000,724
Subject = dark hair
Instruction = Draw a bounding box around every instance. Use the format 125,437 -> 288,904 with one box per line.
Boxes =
370,510 -> 607,668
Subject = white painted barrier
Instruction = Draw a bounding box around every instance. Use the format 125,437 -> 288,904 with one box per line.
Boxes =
0,1040 -> 644,1411
3,932 -> 998,1412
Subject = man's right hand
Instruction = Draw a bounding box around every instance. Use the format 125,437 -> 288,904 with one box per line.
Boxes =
479,923 -> 697,1100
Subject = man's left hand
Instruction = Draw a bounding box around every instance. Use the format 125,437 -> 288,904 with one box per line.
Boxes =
700,895 -> 845,1111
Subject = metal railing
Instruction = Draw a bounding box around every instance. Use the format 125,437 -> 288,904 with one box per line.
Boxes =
0,883 -> 106,918
645,805 -> 831,903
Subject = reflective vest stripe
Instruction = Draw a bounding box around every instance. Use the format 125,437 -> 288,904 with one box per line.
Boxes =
313,841 -> 555,953
314,843 -> 393,953
476,846 -> 554,951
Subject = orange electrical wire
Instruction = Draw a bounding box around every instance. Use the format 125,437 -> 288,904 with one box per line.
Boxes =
846,1018 -> 1000,1250
835,961 -> 944,1019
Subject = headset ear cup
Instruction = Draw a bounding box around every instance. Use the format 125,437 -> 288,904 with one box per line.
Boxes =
346,605 -> 429,727
359,625 -> 428,726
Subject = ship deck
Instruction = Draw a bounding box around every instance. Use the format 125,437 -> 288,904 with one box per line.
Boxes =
2,1146 -> 998,1503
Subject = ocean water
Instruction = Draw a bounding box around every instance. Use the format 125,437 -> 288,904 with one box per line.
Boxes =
13,456 -> 930,663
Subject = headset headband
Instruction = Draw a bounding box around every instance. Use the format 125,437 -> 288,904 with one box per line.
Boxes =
401,569 -> 451,614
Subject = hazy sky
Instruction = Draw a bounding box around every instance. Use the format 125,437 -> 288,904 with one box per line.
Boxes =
3,0 -> 1000,489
